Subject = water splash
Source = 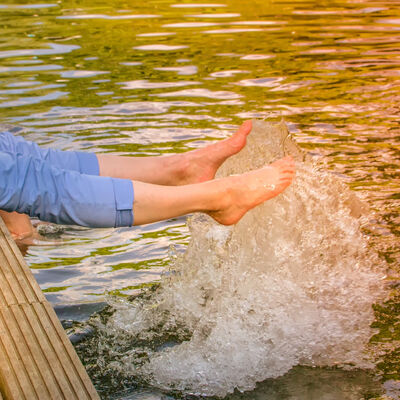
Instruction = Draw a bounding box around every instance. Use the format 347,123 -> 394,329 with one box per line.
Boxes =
88,120 -> 387,397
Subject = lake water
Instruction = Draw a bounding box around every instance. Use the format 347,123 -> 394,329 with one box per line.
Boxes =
0,0 -> 399,399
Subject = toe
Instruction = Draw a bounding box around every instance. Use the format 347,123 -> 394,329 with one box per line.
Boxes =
236,120 -> 252,136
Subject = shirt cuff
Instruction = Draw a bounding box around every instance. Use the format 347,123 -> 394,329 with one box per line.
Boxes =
75,152 -> 99,176
112,178 -> 134,227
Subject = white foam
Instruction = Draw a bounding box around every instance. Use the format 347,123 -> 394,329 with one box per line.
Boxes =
97,120 -> 387,396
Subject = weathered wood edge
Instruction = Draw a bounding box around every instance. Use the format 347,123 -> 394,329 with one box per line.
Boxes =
0,217 -> 100,400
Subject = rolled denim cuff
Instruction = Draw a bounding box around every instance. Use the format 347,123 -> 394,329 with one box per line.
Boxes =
75,152 -> 99,176
112,178 -> 134,227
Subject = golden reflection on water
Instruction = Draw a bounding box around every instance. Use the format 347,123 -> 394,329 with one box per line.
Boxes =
0,0 -> 399,396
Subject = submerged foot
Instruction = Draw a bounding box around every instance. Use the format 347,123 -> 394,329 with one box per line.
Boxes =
207,156 -> 295,225
177,120 -> 252,185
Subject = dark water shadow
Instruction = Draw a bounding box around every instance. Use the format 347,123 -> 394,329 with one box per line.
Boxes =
112,366 -> 384,400
224,366 -> 383,400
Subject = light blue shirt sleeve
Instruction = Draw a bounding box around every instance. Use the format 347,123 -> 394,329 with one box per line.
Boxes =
0,130 -> 99,175
0,150 -> 134,228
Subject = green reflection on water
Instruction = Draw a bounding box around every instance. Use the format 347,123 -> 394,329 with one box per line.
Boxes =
87,282 -> 158,298
43,285 -> 72,292
372,290 -> 400,381
29,255 -> 86,269
101,258 -> 167,273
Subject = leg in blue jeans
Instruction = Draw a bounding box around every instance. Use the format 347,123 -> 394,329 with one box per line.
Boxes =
1,121 -> 253,186
0,121 -> 253,239
0,121 -> 296,246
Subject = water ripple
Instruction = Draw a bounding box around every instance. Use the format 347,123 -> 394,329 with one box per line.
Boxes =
119,80 -> 199,89
170,3 -> 227,8
136,32 -> 176,37
0,83 -> 64,95
156,88 -> 241,99
0,3 -> 58,9
236,77 -> 284,87
60,70 -> 109,78
240,54 -> 274,60
163,22 -> 217,27
154,66 -> 198,75
133,44 -> 188,51
186,13 -> 240,18
12,59 -> 43,65
231,20 -> 287,25
0,64 -> 63,73
0,43 -> 79,59
204,28 -> 263,34
57,14 -> 160,20
209,69 -> 248,77
0,91 -> 67,108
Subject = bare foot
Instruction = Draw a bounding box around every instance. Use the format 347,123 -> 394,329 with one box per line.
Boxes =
177,120 -> 252,185
207,156 -> 295,225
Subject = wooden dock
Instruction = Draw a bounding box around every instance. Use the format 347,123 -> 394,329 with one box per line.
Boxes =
0,217 -> 99,399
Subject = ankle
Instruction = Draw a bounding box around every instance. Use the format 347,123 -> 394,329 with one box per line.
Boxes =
203,178 -> 232,213
163,153 -> 191,185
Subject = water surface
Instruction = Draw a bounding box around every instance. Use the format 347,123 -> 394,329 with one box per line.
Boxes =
0,0 -> 399,398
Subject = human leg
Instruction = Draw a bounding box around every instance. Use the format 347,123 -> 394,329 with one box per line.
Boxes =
132,156 -> 295,226
1,121 -> 251,187
97,120 -> 252,186
0,144 -> 294,230
0,129 -> 98,174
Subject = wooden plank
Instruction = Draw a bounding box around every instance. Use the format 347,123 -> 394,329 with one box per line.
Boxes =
33,302 -> 92,399
0,217 -> 100,400
0,247 -> 26,306
0,219 -> 44,306
22,304 -> 69,399
0,306 -> 34,399
43,301 -> 100,399
0,310 -> 25,400
1,221 -> 46,303
41,300 -> 101,399
8,305 -> 48,399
